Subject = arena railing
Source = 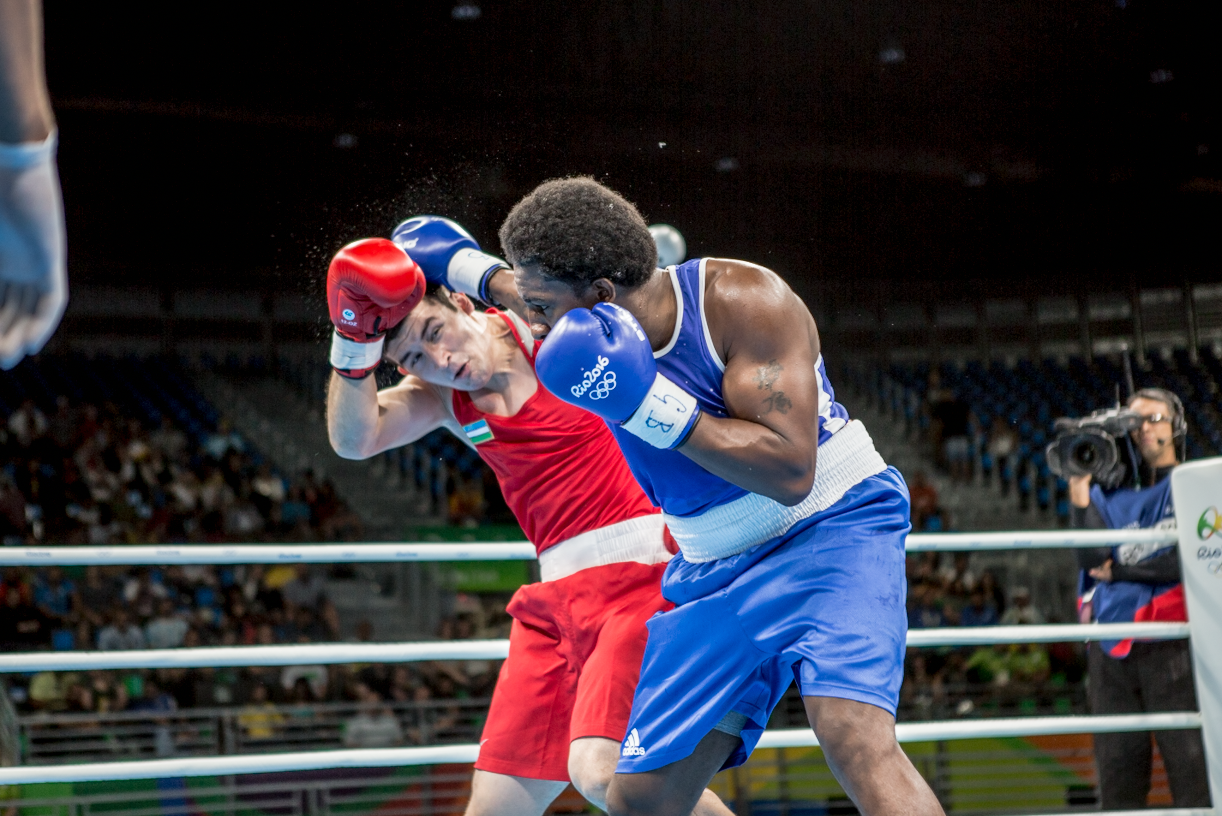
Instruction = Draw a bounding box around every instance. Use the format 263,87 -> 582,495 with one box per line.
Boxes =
18,698 -> 492,765
1,457 -> 1218,816
16,683 -> 1092,767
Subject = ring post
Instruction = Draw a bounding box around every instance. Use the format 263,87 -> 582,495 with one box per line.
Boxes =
1172,456 -> 1222,812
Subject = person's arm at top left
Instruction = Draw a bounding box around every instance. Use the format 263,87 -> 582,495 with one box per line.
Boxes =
0,1 -> 53,143
677,260 -> 821,505
0,0 -> 66,369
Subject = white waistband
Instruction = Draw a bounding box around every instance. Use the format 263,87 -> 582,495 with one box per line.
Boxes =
665,419 -> 887,563
537,514 -> 671,582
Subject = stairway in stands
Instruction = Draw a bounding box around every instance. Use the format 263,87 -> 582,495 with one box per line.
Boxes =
193,369 -> 447,639
843,387 -> 1057,534
194,370 -> 441,538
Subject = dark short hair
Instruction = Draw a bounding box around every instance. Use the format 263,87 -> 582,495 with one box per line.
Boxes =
498,177 -> 656,290
1128,387 -> 1187,438
384,283 -> 456,345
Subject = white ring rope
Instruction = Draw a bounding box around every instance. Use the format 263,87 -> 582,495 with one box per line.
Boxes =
0,640 -> 512,673
0,745 -> 481,785
0,623 -> 1189,674
1033,811 -> 1209,816
1,526 -> 1209,801
0,529 -> 1177,566
904,529 -> 1177,551
903,621 -> 1189,647
0,713 -> 1200,786
760,712 -> 1202,748
0,542 -> 539,566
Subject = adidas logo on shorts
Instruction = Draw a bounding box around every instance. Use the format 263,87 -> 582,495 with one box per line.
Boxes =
621,728 -> 646,757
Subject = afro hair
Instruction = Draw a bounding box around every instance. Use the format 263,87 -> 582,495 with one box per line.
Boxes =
498,177 -> 657,290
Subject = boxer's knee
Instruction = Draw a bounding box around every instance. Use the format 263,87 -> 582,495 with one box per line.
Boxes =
804,696 -> 944,816
567,737 -> 619,810
805,695 -> 911,786
605,774 -> 675,816
805,695 -> 896,759
464,770 -> 565,816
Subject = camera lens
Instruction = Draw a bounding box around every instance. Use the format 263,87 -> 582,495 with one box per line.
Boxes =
1072,440 -> 1098,467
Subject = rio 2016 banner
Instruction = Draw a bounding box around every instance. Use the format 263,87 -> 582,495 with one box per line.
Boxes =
1171,456 -> 1222,808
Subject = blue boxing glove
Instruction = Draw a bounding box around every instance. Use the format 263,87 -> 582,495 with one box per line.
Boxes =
535,302 -> 700,449
390,215 -> 508,302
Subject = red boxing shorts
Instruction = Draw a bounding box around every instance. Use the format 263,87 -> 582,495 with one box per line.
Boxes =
474,559 -> 671,781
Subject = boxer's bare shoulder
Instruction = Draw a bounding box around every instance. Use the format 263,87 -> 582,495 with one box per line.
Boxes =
699,258 -> 819,368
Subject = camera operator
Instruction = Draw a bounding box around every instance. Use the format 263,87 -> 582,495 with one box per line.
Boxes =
1069,388 -> 1209,808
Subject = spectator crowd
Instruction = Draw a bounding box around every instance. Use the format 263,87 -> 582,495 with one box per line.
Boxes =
2,396 -> 361,547
900,551 -> 1085,721
4,555 -> 510,759
0,362 -> 524,761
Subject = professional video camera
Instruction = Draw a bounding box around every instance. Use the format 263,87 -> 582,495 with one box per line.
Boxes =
1045,406 -> 1143,490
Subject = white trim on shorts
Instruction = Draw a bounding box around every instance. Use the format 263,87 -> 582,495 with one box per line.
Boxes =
537,514 -> 671,582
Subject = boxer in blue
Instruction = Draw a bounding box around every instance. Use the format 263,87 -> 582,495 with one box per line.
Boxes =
498,178 -> 944,816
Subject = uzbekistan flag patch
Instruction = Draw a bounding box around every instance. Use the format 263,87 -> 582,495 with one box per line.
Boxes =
463,419 -> 494,445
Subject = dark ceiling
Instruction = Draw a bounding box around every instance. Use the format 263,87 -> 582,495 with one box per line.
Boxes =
44,0 -> 1222,306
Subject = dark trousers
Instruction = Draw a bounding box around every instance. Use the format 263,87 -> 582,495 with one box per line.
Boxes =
1089,640 -> 1212,808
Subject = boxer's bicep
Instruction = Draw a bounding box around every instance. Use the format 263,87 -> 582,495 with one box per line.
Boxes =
719,305 -> 820,454
676,263 -> 821,504
710,263 -> 819,453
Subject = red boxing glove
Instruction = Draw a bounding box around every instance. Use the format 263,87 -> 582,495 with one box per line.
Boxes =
326,238 -> 425,379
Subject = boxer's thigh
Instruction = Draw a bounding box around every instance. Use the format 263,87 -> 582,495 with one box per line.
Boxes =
738,470 -> 910,714
476,617 -> 578,782
615,590 -> 789,775
570,564 -> 671,744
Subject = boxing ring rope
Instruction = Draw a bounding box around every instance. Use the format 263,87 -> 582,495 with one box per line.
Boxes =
0,528 -> 1177,566
1,457 -> 1218,813
0,622 -> 1191,673
0,714 -> 1202,786
0,541 -> 538,566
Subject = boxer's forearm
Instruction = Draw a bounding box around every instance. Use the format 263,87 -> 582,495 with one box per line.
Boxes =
326,371 -> 383,459
679,413 -> 815,506
0,0 -> 55,143
326,369 -> 451,459
484,269 -> 529,320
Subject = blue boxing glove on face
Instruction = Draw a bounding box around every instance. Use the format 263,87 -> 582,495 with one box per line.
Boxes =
535,302 -> 701,449
390,215 -> 508,302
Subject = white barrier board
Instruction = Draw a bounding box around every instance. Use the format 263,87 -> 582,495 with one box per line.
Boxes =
1172,457 -> 1222,810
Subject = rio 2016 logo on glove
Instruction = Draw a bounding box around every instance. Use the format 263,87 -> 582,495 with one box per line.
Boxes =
589,372 -> 617,400
572,355 -> 614,399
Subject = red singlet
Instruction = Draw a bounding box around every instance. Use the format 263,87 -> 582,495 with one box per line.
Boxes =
450,310 -> 657,554
449,310 -> 670,781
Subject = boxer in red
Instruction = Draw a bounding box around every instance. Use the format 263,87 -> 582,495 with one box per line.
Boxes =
324,223 -> 728,816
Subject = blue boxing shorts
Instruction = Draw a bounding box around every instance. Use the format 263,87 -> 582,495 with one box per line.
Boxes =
616,467 -> 910,773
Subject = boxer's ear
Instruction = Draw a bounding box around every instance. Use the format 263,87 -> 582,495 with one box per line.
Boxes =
452,291 -> 476,315
590,278 -> 616,304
